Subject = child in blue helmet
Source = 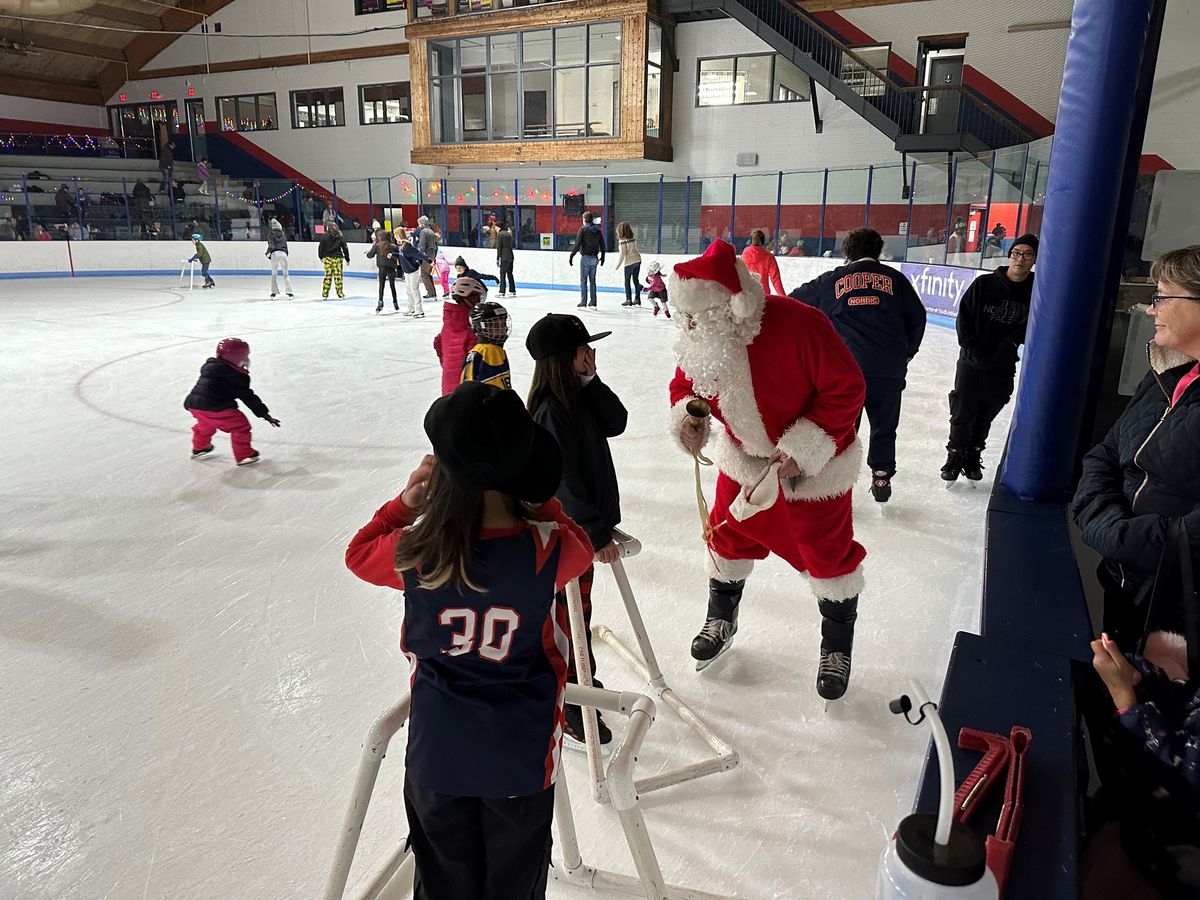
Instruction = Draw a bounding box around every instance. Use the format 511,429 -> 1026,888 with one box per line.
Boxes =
189,234 -> 215,289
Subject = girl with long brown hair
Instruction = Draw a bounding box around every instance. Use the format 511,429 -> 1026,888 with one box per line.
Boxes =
526,312 -> 628,752
346,382 -> 593,900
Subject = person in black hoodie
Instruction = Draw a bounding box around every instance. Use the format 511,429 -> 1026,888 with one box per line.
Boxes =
527,313 -> 627,753
183,338 -> 280,466
367,229 -> 401,314
318,223 -> 350,300
497,222 -> 516,298
568,211 -> 607,309
791,227 -> 926,502
941,233 -> 1038,483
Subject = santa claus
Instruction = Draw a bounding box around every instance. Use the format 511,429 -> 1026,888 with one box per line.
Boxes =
668,240 -> 867,700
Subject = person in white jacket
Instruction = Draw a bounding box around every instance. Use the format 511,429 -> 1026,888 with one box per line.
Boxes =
614,222 -> 643,307
265,219 -> 293,298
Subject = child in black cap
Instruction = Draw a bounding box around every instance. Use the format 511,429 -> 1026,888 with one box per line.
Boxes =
526,313 -> 628,752
346,381 -> 593,900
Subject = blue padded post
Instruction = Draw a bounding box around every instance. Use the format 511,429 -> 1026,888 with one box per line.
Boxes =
1000,0 -> 1157,500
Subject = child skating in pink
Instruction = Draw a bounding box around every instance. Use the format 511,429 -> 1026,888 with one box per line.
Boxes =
644,261 -> 671,318
184,338 -> 281,466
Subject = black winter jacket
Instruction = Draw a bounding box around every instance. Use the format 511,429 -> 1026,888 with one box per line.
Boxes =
790,259 -> 926,384
366,242 -> 399,273
318,233 -> 349,261
530,376 -> 627,552
569,223 -> 606,262
1073,351 -> 1200,590
397,243 -> 427,275
266,230 -> 288,255
497,230 -> 515,264
183,358 -> 271,419
956,266 -> 1034,370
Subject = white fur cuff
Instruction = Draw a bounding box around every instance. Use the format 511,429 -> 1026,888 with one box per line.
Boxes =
776,418 -> 838,479
708,555 -> 755,582
806,567 -> 865,602
670,395 -> 711,455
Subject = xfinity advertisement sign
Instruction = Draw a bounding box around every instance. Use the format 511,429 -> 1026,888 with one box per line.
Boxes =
899,263 -> 984,318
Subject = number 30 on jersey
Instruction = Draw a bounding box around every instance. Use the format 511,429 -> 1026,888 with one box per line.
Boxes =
438,606 -> 521,663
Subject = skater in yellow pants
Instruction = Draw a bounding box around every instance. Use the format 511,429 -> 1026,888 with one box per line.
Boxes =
318,223 -> 350,300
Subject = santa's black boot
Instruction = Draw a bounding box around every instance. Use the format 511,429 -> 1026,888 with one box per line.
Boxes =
940,449 -> 964,482
691,578 -> 743,670
816,596 -> 858,700
962,447 -> 984,482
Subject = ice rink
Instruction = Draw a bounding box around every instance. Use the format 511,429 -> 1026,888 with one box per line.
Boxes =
1,274 -> 1011,899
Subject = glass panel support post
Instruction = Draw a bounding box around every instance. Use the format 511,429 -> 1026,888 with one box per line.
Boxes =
656,174 -> 664,255
817,168 -> 829,256
773,171 -> 783,255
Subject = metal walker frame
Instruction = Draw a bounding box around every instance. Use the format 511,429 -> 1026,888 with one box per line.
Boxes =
587,530 -> 739,796
324,572 -> 737,900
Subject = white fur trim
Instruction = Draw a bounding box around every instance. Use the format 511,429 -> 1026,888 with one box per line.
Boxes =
712,431 -> 861,501
806,567 -> 864,602
1149,341 -> 1194,375
708,342 -> 774,456
776,418 -> 838,479
708,555 -> 755,582
667,261 -> 765,326
670,395 -> 711,455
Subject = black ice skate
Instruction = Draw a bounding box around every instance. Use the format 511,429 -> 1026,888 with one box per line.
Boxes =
940,449 -> 964,483
237,452 -> 261,467
692,579 -> 744,671
962,448 -> 984,482
563,697 -> 613,757
817,596 -> 857,701
191,445 -> 214,459
870,470 -> 892,503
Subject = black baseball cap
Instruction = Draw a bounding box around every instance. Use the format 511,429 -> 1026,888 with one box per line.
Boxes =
423,381 -> 562,503
526,313 -> 611,361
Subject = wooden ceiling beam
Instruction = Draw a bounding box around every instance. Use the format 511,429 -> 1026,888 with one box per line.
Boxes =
0,71 -> 103,105
0,26 -> 127,63
87,3 -> 163,29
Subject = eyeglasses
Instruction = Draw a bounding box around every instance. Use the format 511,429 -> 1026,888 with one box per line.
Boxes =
1009,251 -> 1036,260
1150,294 -> 1200,308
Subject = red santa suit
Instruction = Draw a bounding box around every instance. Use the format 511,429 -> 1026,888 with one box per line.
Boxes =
668,241 -> 867,603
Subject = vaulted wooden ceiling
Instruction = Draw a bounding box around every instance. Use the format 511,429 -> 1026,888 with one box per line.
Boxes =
0,0 -> 236,105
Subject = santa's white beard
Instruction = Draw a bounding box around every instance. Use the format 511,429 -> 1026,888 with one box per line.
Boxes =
673,311 -> 752,399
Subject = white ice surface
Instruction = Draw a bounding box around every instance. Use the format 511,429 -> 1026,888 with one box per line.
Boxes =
0,276 -> 1011,900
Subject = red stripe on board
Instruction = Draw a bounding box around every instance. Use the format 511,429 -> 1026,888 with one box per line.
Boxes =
1139,154 -> 1174,175
0,118 -> 111,137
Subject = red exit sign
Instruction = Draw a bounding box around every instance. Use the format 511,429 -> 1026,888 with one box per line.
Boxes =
149,90 -> 162,100
187,87 -> 196,97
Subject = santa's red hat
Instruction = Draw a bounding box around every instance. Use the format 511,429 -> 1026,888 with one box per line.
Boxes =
670,239 -> 763,320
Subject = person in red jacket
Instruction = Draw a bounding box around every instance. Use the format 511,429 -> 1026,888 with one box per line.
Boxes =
669,240 -> 867,700
345,382 -> 593,899
434,277 -> 485,396
740,229 -> 785,297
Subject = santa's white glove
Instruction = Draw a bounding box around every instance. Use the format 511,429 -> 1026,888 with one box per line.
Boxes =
730,461 -> 782,522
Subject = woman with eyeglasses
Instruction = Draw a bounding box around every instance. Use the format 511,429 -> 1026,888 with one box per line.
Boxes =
941,233 -> 1039,483
1073,245 -> 1200,646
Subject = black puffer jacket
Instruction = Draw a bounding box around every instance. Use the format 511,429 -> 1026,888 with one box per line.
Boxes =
183,358 -> 271,419
318,232 -> 349,261
529,376 -> 627,552
1073,347 -> 1200,587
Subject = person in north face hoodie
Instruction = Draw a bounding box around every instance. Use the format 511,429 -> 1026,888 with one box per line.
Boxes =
941,233 -> 1039,483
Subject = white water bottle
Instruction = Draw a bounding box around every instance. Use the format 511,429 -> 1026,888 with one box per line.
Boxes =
876,680 -> 999,899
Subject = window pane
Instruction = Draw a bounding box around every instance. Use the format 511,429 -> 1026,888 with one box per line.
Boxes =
735,55 -> 771,104
363,85 -> 383,103
698,57 -> 735,106
430,41 -> 455,77
522,30 -> 552,69
461,37 -> 487,74
258,94 -> 277,129
522,69 -> 551,138
462,75 -> 487,141
589,22 -> 621,64
431,78 -> 457,142
587,63 -> 620,136
555,26 -> 586,66
491,72 -> 519,139
773,55 -> 808,101
219,97 -> 237,131
648,22 -> 662,67
415,0 -> 448,19
490,33 -> 518,71
646,67 -> 661,137
554,68 -> 585,137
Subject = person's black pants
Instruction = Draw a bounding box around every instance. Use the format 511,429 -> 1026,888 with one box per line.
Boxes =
854,380 -> 904,476
377,270 -> 397,305
404,773 -> 554,900
947,359 -> 1016,451
499,260 -> 516,294
623,262 -> 642,303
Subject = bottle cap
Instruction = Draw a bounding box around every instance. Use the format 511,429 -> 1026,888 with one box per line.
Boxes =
895,813 -> 987,887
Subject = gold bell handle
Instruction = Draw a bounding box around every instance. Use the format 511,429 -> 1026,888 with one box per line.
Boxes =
685,398 -> 714,467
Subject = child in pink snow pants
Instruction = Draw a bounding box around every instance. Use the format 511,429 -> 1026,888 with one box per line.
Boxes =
183,338 -> 281,465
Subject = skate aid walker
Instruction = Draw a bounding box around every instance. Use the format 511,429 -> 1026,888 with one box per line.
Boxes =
179,258 -> 196,290
324,576 -> 737,900
877,680 -> 999,899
